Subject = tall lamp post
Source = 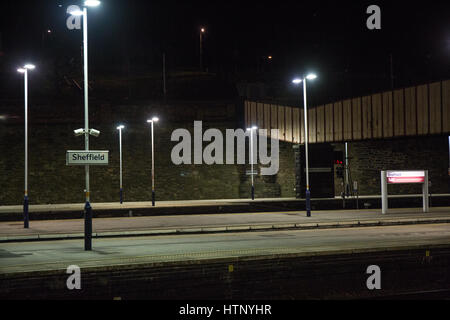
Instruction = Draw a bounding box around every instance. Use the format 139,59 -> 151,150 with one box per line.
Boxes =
71,0 -> 101,251
247,126 -> 258,200
293,74 -> 317,217
147,117 -> 159,206
200,27 -> 205,71
17,64 -> 35,229
117,125 -> 125,204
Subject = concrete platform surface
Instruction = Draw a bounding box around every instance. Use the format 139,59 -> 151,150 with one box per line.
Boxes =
0,207 -> 449,242
1,223 -> 449,275
1,195 -> 449,214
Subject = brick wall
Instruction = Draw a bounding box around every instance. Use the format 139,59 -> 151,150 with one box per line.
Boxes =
332,136 -> 450,196
0,119 -> 296,205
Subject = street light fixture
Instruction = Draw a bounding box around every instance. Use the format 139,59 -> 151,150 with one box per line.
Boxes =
147,117 -> 159,206
71,0 -> 101,251
17,63 -> 35,229
247,126 -> 258,200
292,73 -> 318,217
200,27 -> 205,71
117,125 -> 125,204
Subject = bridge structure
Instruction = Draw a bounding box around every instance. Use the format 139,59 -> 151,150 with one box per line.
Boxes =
244,80 -> 450,144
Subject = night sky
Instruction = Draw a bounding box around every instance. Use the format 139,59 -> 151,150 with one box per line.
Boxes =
0,0 -> 449,103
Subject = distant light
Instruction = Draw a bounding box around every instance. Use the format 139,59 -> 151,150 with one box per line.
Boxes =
117,125 -> 125,130
201,28 -> 205,33
306,74 -> 317,80
268,56 -> 273,60
47,29 -> 52,33
17,68 -> 26,73
24,64 -> 35,70
292,78 -> 302,84
84,0 -> 101,7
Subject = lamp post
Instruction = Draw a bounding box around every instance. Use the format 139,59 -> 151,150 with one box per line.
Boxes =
293,74 -> 317,217
247,126 -> 258,200
70,0 -> 101,251
17,64 -> 35,229
147,117 -> 159,206
117,125 -> 125,204
200,27 -> 205,71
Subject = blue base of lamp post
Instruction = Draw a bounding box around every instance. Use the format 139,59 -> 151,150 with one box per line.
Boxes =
251,186 -> 255,200
152,190 -> 155,207
119,188 -> 123,204
306,189 -> 311,217
23,196 -> 29,229
84,201 -> 92,251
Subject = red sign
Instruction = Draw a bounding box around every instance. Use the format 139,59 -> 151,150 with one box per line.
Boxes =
386,171 -> 425,184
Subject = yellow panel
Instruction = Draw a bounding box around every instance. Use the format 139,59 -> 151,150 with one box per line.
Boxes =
271,104 -> 278,133
372,94 -> 382,138
264,104 -> 271,136
362,96 -> 372,139
300,108 -> 305,144
393,89 -> 405,136
316,105 -> 325,143
382,92 -> 393,138
442,80 -> 450,133
292,108 -> 300,143
257,102 -> 264,129
250,101 -> 257,127
416,84 -> 429,135
308,108 -> 317,143
405,87 -> 417,136
325,103 -> 334,142
352,98 -> 362,140
429,82 -> 442,134
278,106 -> 286,141
285,107 -> 293,142
343,99 -> 352,140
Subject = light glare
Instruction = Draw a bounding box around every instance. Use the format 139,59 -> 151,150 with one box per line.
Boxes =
306,74 -> 317,80
292,79 -> 302,84
84,0 -> 101,7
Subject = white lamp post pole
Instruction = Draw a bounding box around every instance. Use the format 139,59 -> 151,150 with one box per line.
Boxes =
293,74 -> 317,217
148,118 -> 159,206
302,77 -> 311,217
247,126 -> 257,200
117,126 -> 124,204
24,69 -> 29,228
18,64 -> 35,228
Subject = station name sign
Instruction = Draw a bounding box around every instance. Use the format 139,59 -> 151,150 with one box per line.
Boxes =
66,151 -> 109,166
386,170 -> 425,184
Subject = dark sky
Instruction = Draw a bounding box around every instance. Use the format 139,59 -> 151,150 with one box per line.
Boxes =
1,0 -> 449,101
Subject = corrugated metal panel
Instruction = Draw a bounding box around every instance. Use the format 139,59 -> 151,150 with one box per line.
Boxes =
325,103 -> 334,142
352,98 -> 362,140
316,105 -> 325,143
429,82 -> 442,134
372,94 -> 383,138
382,92 -> 393,138
405,87 -> 417,136
362,96 -> 372,139
417,84 -> 429,135
394,89 -> 405,136
343,99 -> 352,140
